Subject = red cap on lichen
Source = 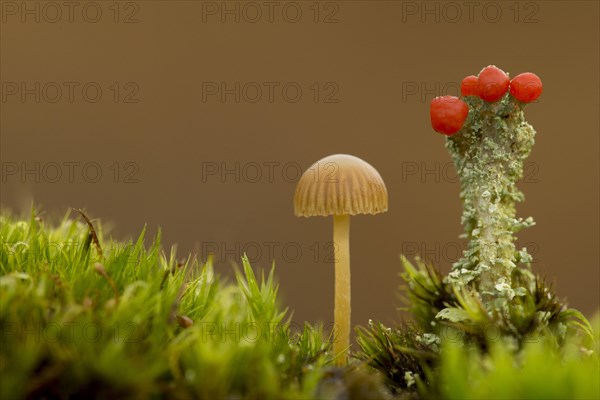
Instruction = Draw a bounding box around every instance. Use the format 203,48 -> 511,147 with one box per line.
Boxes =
461,75 -> 479,97
478,65 -> 510,102
510,72 -> 543,103
430,96 -> 469,136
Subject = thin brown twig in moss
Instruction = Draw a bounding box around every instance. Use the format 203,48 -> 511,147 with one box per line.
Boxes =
74,208 -> 103,259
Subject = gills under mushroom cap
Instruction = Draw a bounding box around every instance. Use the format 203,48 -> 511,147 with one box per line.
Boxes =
294,154 -> 388,217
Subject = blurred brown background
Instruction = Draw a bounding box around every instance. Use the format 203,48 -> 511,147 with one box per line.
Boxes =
1,1 -> 598,331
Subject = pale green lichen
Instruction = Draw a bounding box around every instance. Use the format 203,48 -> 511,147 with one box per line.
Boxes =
416,332 -> 441,353
445,93 -> 536,313
404,371 -> 417,388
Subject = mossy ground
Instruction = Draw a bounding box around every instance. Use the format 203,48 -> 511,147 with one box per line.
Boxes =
357,257 -> 599,399
1,209 -> 598,399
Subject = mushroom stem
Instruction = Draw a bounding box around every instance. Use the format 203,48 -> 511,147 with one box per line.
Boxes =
333,214 -> 350,365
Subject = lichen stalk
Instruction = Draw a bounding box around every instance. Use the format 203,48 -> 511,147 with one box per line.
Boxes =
445,96 -> 536,312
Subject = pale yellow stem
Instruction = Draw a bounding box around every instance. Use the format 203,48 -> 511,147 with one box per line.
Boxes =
333,214 -> 350,365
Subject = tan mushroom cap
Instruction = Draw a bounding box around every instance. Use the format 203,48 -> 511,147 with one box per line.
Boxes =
294,154 -> 388,217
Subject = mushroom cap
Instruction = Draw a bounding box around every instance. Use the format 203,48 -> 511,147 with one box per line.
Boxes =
294,154 -> 388,217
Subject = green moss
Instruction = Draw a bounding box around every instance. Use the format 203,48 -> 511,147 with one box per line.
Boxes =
356,256 -> 598,398
0,210 -> 336,399
437,335 -> 599,400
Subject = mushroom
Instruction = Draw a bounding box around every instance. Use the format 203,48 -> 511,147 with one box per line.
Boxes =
294,154 -> 388,364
